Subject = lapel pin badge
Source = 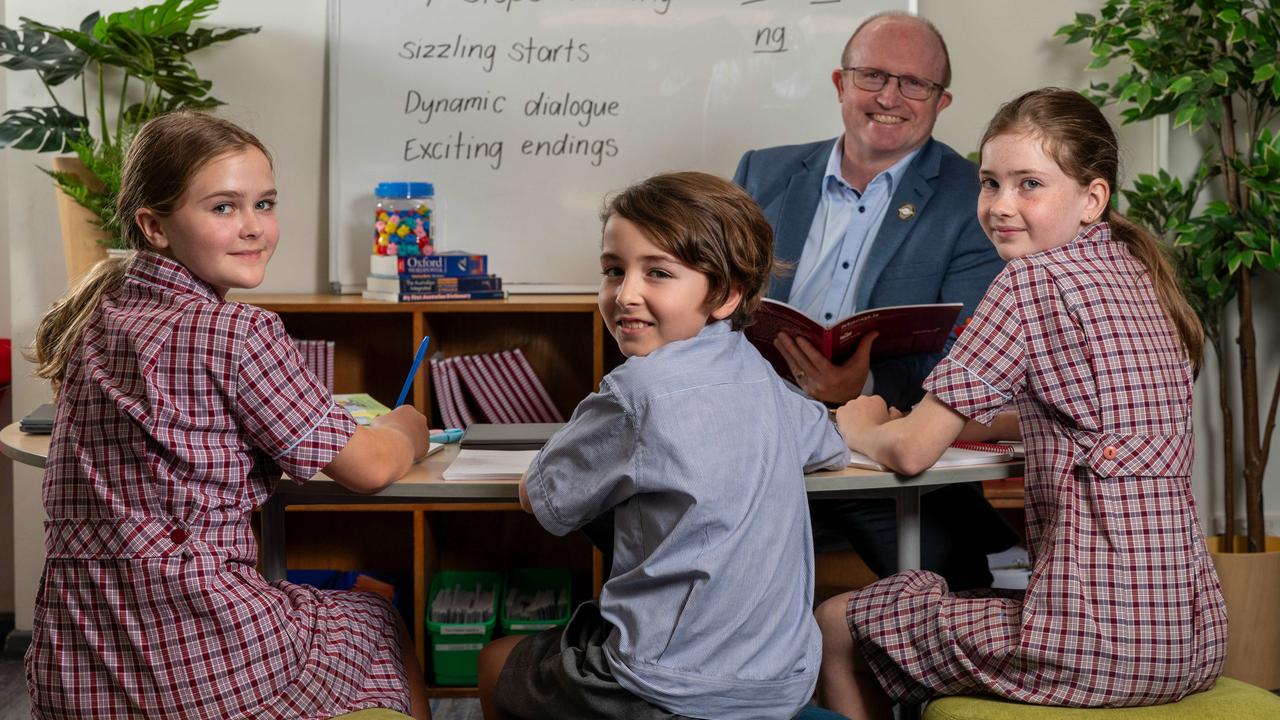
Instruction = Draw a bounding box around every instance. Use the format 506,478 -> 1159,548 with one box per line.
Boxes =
897,202 -> 916,221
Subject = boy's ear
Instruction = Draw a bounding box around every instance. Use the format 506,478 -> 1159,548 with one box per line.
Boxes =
135,208 -> 170,250
709,285 -> 744,321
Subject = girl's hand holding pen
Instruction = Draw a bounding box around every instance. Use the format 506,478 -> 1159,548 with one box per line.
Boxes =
372,405 -> 430,461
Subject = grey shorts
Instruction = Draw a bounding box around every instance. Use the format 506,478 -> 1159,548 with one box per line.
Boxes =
494,601 -> 694,720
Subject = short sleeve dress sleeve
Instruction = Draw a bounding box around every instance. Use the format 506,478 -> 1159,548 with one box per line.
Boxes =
525,380 -> 639,536
235,311 -> 356,482
924,269 -> 1027,425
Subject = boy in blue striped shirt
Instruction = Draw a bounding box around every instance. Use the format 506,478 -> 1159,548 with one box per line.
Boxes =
478,172 -> 850,720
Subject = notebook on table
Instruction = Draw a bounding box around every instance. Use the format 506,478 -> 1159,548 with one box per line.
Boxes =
848,441 -> 1015,471
19,403 -> 56,434
442,449 -> 540,482
459,423 -> 566,451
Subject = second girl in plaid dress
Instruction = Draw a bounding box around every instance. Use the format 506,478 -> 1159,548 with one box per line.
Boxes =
819,89 -> 1226,718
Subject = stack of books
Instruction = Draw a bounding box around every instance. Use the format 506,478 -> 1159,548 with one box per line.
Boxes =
363,251 -> 505,302
430,349 -> 564,428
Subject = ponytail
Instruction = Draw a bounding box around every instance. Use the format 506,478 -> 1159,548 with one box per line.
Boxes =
1107,213 -> 1204,373
28,256 -> 128,396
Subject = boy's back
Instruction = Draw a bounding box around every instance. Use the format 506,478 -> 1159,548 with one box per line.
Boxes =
525,322 -> 849,717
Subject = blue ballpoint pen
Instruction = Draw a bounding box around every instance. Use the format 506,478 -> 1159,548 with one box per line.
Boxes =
429,428 -> 464,443
395,336 -> 431,407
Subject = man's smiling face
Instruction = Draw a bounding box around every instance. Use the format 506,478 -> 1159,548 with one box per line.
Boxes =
835,16 -> 951,169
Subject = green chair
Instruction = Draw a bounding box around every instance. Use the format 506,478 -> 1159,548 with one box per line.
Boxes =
332,710 -> 415,720
923,677 -> 1280,720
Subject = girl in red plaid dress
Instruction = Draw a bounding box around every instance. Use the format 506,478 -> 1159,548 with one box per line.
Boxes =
818,89 -> 1227,718
25,112 -> 432,719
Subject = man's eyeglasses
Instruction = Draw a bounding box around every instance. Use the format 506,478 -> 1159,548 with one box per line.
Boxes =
841,67 -> 944,101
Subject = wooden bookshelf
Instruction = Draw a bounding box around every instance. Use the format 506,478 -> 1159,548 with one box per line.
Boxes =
233,292 -> 610,697
234,293 -> 609,425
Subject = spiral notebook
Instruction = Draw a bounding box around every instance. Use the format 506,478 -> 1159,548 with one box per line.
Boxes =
848,441 -> 1015,471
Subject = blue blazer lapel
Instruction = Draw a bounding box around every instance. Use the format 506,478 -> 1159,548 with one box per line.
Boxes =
855,139 -> 942,310
768,140 -> 834,301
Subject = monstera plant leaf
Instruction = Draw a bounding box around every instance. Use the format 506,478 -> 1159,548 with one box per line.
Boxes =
0,19 -> 88,86
21,17 -> 140,73
0,106 -> 87,152
98,0 -> 219,39
168,26 -> 259,54
1,0 -> 259,248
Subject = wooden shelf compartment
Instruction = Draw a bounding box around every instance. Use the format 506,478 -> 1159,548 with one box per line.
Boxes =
235,293 -> 606,427
280,503 -> 596,697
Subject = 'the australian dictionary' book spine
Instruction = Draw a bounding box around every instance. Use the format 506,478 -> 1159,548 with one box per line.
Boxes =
365,274 -> 502,295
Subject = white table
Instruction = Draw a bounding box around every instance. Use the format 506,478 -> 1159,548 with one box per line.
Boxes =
4,421 -> 1023,582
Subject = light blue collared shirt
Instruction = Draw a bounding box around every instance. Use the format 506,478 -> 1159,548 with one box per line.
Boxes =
525,322 -> 850,719
788,140 -> 921,324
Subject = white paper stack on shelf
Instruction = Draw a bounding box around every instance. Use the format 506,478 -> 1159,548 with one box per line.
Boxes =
429,583 -> 496,623
505,587 -> 570,622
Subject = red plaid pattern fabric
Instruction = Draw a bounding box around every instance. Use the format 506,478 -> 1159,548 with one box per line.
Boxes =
848,224 -> 1227,707
25,252 -> 411,719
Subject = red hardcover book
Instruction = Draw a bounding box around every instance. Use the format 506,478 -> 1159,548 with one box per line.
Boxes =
430,357 -> 463,429
745,299 -> 963,385
498,350 -> 563,422
508,348 -> 563,422
456,355 -> 514,423
493,351 -> 544,422
480,352 -> 538,422
443,357 -> 475,427
474,353 -> 525,423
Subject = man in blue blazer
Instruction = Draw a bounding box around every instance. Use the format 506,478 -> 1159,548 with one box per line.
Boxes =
734,12 -> 1014,590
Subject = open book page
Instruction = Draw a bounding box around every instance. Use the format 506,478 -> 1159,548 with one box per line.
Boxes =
745,300 -> 963,384
848,443 -> 1014,471
442,449 -> 540,482
746,298 -> 824,352
333,393 -> 392,426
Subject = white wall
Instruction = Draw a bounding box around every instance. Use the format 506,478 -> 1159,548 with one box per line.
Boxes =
3,0 -> 1277,631
0,0 -> 14,622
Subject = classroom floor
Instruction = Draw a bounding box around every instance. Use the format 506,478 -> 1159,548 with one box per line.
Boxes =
0,660 -> 484,720
0,659 -> 24,720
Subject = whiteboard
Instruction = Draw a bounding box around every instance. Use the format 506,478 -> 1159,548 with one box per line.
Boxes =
328,0 -> 913,292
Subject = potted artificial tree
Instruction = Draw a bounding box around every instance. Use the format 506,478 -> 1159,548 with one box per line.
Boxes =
0,0 -> 258,282
1059,0 -> 1280,689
